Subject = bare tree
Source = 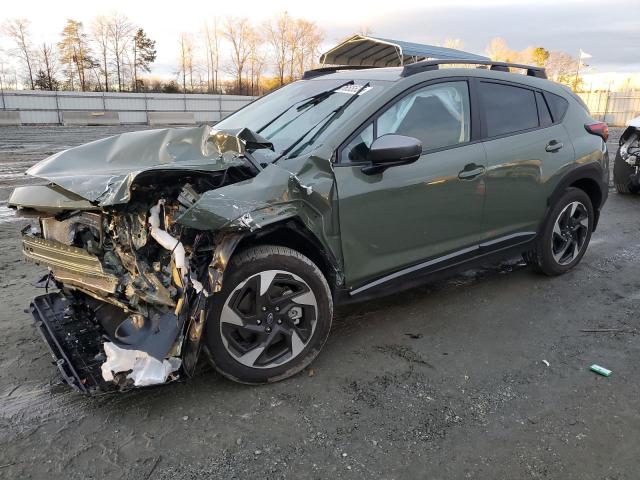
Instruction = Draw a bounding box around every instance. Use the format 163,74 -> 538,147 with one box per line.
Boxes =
203,18 -> 220,93
277,17 -> 324,82
247,30 -> 265,95
546,50 -> 579,86
105,12 -> 133,91
2,18 -> 36,89
222,17 -> 252,94
443,38 -> 464,50
264,12 -> 291,86
177,32 -> 195,93
485,37 -> 514,62
35,43 -> 59,90
293,19 -> 323,79
91,16 -> 111,91
286,20 -> 306,82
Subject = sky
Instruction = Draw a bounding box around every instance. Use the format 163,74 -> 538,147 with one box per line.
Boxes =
2,0 -> 640,81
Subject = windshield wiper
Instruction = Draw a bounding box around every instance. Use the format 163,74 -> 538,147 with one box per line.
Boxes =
256,80 -> 354,135
276,82 -> 371,161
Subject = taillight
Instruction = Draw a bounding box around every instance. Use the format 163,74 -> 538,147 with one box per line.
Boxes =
585,122 -> 609,142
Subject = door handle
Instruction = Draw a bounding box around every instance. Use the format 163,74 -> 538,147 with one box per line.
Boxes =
458,163 -> 486,180
545,140 -> 564,152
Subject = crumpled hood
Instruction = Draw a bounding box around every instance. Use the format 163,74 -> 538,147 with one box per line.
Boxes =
26,125 -> 246,206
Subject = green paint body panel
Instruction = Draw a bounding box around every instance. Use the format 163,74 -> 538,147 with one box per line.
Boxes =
335,142 -> 486,284
10,65 -> 609,298
480,123 -> 575,240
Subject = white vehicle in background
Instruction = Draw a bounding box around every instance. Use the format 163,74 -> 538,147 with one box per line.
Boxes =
614,116 -> 640,194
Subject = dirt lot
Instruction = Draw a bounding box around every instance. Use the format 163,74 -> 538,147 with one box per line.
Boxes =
0,126 -> 638,479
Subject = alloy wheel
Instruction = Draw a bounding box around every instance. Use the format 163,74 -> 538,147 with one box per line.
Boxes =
219,270 -> 318,369
551,201 -> 589,265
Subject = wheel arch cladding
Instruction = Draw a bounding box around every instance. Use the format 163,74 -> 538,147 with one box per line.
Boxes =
570,177 -> 602,211
234,219 -> 341,292
547,164 -> 606,231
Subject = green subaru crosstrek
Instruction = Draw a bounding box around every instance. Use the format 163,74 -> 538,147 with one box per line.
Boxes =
10,60 -> 609,392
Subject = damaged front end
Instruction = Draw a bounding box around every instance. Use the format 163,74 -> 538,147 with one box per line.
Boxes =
21,199 -> 218,393
619,120 -> 640,188
12,126 -> 272,394
12,124 -> 340,394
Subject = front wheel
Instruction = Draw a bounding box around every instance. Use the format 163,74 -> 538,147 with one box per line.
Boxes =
525,187 -> 594,276
204,245 -> 333,384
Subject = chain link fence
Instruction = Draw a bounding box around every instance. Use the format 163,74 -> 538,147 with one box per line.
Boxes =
577,90 -> 640,127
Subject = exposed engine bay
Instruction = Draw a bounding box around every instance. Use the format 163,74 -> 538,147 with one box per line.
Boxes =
22,167 -> 253,392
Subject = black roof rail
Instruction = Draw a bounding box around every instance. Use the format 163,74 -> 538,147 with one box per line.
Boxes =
400,59 -> 547,79
301,65 -> 379,79
303,60 -> 547,80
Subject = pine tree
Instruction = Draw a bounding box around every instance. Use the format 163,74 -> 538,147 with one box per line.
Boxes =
132,28 -> 156,91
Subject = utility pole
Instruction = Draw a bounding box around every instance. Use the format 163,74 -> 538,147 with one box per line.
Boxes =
0,60 -> 6,110
574,49 -> 592,92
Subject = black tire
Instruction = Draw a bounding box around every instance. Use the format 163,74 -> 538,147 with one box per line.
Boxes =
613,148 -> 637,195
204,245 -> 333,384
525,187 -> 594,276
613,132 -> 638,195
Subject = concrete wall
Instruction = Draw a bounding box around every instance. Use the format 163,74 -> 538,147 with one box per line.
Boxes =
2,89 -> 638,128
0,111 -> 21,126
147,112 -> 196,126
62,111 -> 120,126
0,90 -> 256,125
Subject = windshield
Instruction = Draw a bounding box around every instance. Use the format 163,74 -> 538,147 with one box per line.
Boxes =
216,78 -> 388,161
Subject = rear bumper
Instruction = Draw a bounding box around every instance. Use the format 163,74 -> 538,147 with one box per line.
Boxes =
30,292 -> 112,395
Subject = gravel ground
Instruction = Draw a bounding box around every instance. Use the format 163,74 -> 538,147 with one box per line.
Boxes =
0,126 -> 639,479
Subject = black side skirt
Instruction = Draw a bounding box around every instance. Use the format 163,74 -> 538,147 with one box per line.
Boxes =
336,237 -> 536,305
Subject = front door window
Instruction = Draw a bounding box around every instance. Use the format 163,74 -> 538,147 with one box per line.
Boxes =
340,81 -> 471,163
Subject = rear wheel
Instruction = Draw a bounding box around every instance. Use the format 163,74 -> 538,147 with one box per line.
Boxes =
525,188 -> 594,276
204,245 -> 332,384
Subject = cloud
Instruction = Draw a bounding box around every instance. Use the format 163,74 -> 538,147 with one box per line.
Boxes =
323,0 -> 640,72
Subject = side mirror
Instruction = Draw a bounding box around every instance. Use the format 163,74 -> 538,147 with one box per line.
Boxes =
362,134 -> 422,175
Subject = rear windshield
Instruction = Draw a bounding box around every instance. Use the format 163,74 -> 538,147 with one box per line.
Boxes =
216,78 -> 389,161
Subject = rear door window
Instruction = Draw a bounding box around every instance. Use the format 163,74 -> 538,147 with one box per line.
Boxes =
479,82 -> 539,137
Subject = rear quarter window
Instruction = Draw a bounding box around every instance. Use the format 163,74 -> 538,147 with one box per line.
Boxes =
543,92 -> 570,122
479,81 -> 539,137
536,91 -> 553,127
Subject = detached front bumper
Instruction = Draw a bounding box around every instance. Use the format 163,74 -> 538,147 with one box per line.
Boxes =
30,292 -> 113,395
